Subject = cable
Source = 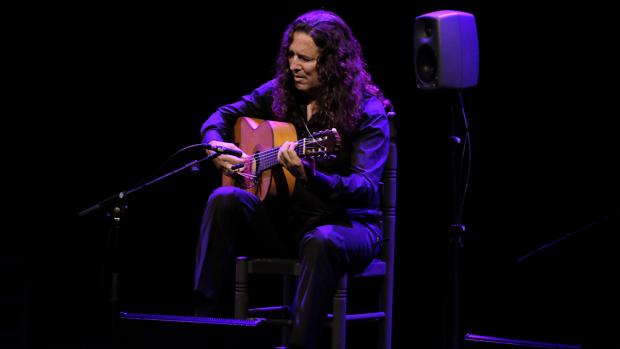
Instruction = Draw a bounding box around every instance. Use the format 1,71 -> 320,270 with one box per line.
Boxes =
517,208 -> 620,263
131,143 -> 206,189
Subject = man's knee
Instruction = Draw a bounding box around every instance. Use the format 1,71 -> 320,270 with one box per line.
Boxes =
207,186 -> 257,211
300,226 -> 344,258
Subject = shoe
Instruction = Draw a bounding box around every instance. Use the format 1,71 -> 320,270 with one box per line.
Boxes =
192,291 -> 218,317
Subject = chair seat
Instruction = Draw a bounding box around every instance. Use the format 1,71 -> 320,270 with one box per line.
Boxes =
355,258 -> 386,277
244,257 -> 386,278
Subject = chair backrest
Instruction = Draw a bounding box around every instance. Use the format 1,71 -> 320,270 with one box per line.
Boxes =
380,110 -> 397,263
377,110 -> 397,349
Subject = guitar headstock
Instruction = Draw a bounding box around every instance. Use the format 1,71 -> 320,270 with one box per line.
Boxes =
301,128 -> 341,158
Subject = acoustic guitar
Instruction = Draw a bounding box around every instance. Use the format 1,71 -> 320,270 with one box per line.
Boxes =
222,117 -> 341,201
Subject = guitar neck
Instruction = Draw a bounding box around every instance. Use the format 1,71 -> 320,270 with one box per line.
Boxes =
255,139 -> 306,173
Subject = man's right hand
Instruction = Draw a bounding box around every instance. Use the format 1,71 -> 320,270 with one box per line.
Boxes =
206,141 -> 247,174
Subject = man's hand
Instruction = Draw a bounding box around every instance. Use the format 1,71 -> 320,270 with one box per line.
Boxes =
278,141 -> 308,181
207,140 -> 247,174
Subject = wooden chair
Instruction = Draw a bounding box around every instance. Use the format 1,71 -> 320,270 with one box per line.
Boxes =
234,110 -> 397,349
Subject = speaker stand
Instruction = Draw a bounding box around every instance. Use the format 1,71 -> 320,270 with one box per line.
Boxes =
447,91 -> 471,349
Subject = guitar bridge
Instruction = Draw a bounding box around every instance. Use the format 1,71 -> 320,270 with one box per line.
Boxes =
231,171 -> 258,189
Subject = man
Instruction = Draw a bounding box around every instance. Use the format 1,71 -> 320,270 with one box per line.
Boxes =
194,9 -> 391,348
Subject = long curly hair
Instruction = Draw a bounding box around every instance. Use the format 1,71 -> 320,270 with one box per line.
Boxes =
272,10 -> 385,134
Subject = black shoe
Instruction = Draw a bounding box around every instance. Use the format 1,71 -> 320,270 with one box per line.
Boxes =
192,291 -> 218,317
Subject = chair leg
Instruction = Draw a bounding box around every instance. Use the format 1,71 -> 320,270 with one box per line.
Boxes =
280,274 -> 294,346
379,309 -> 392,349
234,256 -> 248,319
379,306 -> 393,349
331,274 -> 347,349
380,260 -> 394,349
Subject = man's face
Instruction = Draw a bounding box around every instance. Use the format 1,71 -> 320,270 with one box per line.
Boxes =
288,32 -> 320,93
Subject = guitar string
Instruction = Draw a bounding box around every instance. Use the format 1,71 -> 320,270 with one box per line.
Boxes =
229,140 -> 307,180
230,142 -> 304,180
235,133 -> 329,175
236,104 -> 332,169
242,140 -> 305,170
240,130 -> 331,167
235,107 -> 328,172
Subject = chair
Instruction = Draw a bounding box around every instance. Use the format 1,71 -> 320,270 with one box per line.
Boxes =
233,110 -> 397,349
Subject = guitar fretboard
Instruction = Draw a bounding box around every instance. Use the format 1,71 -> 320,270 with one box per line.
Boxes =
254,140 -> 305,173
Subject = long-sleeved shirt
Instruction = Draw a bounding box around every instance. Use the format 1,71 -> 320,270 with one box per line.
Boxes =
200,79 -> 389,233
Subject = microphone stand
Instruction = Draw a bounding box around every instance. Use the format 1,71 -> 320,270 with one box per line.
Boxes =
77,153 -> 221,329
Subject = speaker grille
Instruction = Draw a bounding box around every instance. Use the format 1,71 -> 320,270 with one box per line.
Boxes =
416,44 -> 437,86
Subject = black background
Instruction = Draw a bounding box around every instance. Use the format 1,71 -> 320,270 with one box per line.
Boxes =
6,0 -> 619,348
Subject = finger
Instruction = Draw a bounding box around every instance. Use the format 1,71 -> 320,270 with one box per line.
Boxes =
285,142 -> 296,152
212,154 -> 242,173
278,143 -> 291,166
286,148 -> 301,167
286,141 -> 299,160
209,141 -> 247,159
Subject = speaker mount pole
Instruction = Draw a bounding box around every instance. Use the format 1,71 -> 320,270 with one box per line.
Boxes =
448,95 -> 468,349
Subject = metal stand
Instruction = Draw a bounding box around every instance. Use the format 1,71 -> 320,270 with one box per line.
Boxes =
78,153 -> 220,320
447,91 -> 470,349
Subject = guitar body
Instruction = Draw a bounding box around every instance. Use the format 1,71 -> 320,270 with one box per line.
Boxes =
222,117 -> 297,201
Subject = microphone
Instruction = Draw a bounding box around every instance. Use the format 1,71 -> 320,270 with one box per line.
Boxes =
203,143 -> 243,158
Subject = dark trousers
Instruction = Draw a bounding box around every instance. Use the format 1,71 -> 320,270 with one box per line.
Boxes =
194,186 -> 380,348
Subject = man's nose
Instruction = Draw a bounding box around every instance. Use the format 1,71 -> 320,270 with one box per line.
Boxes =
289,57 -> 301,71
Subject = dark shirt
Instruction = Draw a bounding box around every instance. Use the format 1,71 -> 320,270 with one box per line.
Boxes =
200,79 -> 389,232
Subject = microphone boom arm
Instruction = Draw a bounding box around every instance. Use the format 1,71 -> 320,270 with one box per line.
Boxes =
78,152 -> 222,217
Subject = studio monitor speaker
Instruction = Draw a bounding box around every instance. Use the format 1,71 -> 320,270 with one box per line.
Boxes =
414,10 -> 479,89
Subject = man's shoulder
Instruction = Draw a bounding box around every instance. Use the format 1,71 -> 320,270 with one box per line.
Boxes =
362,94 -> 387,118
241,79 -> 277,107
254,79 -> 277,95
